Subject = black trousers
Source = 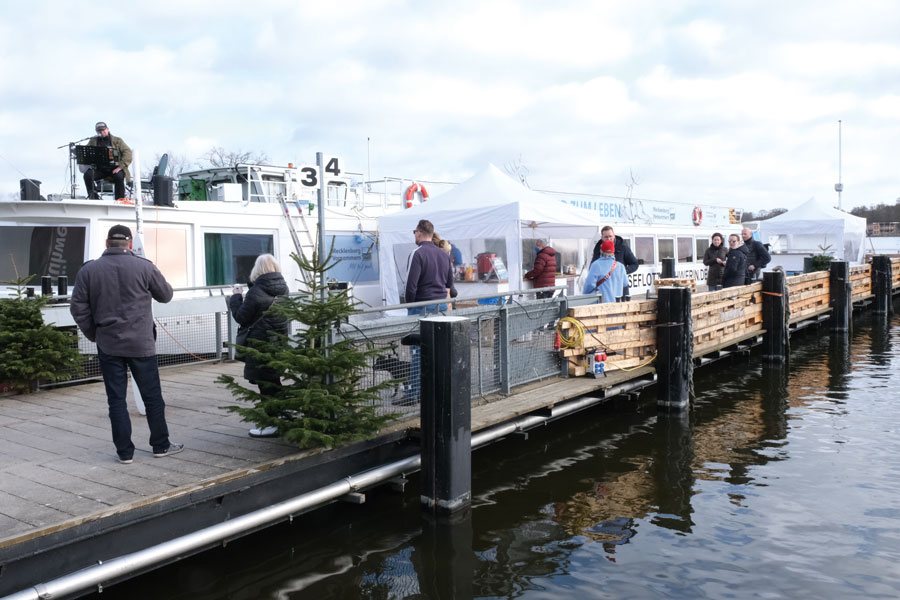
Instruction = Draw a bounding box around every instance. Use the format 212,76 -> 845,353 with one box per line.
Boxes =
84,167 -> 126,199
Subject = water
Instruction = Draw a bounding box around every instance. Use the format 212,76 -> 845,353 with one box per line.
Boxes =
90,310 -> 900,599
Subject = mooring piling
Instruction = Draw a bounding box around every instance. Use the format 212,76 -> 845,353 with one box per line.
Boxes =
656,286 -> 692,411
419,316 -> 472,515
829,261 -> 852,332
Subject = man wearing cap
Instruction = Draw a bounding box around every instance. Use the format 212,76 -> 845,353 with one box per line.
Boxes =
70,224 -> 183,463
84,122 -> 132,200
583,240 -> 627,302
590,226 -> 638,298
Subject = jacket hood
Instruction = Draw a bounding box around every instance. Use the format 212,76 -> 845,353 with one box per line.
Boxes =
252,271 -> 289,296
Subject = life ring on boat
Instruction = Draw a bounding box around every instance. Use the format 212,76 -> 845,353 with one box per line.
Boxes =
405,182 -> 429,208
692,206 -> 703,226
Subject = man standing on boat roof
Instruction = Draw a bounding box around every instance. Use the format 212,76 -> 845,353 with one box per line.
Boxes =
84,121 -> 132,201
69,224 -> 183,464
591,226 -> 639,298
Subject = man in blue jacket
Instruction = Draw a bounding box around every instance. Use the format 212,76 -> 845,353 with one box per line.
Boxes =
70,224 -> 183,463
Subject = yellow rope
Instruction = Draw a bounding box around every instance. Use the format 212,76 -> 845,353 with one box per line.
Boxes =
616,352 -> 658,371
556,316 -> 585,349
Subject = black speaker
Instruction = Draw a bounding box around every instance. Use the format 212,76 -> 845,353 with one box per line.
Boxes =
20,178 -> 41,200
153,176 -> 174,206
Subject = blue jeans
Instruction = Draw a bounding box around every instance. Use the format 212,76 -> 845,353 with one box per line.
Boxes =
97,348 -> 171,459
406,304 -> 446,400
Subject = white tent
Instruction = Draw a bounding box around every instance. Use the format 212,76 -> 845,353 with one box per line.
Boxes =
758,197 -> 867,266
377,164 -> 601,305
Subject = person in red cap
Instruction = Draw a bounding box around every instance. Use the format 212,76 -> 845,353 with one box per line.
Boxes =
583,239 -> 626,302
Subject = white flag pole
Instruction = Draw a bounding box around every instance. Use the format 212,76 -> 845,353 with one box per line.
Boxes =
132,150 -> 145,258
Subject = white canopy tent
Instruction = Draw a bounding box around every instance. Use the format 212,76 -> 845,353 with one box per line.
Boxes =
758,197 -> 867,266
377,164 -> 601,305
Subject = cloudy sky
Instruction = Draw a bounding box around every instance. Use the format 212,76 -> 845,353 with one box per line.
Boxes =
1,0 -> 898,211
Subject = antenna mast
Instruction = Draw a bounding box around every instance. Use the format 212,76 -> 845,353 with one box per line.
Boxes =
834,119 -> 843,209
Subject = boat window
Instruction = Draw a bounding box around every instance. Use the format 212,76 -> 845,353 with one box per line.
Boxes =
324,233 -> 379,283
144,227 -> 189,287
326,183 -> 348,206
0,225 -> 86,284
634,236 -> 654,265
204,233 -> 274,285
657,237 -> 674,261
696,237 -> 710,260
677,236 -> 693,263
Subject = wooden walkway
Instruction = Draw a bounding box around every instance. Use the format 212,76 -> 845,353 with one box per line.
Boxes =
0,359 -> 650,558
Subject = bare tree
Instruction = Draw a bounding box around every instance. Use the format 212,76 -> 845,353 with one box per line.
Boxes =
503,155 -> 530,187
141,152 -> 191,180
197,146 -> 270,169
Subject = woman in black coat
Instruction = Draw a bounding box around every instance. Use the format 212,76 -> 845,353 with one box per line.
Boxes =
703,232 -> 728,290
722,234 -> 750,288
229,254 -> 289,437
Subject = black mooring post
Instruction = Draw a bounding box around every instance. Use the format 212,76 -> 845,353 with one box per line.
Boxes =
420,316 -> 472,515
872,255 -> 893,315
57,275 -> 68,298
661,257 -> 676,279
657,286 -> 692,411
41,276 -> 53,296
829,261 -> 851,332
762,270 -> 788,363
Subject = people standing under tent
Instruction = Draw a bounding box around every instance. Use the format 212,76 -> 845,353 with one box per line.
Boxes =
524,239 -> 558,299
583,240 -> 627,302
703,232 -> 728,290
722,234 -> 750,288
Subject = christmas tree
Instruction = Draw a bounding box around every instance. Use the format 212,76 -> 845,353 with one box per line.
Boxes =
218,247 -> 399,449
0,270 -> 82,393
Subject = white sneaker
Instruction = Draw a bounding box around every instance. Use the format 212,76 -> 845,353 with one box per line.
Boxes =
249,425 -> 278,438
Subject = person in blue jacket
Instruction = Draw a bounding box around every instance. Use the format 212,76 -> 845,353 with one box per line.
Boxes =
583,240 -> 627,302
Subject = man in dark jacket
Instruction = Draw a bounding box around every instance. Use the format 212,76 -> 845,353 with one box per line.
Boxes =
723,234 -> 751,288
84,121 -> 132,200
70,224 -> 182,463
524,239 -> 558,299
591,226 -> 639,298
403,219 -> 453,405
742,227 -> 771,283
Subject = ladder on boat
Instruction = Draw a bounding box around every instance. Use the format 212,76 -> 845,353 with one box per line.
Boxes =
278,194 -> 316,259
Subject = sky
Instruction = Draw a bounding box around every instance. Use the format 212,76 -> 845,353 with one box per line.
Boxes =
1,0 -> 898,211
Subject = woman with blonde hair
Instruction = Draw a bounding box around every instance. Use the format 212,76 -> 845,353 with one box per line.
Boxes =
229,253 -> 289,437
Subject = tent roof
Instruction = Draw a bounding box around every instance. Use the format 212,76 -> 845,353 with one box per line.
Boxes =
763,197 -> 866,227
378,164 -> 601,233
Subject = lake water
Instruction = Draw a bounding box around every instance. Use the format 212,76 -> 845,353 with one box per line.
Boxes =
90,308 -> 900,599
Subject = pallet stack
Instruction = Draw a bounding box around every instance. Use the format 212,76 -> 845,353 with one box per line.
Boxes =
786,271 -> 831,323
559,300 -> 658,376
850,264 -> 873,302
691,283 -> 763,356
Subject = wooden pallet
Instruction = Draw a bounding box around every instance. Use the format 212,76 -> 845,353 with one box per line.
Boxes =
690,283 -> 763,356
850,264 -> 872,302
562,300 -> 658,375
787,271 -> 830,323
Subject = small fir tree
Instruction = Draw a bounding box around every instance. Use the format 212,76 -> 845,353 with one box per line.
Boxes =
0,270 -> 82,393
217,247 -> 398,449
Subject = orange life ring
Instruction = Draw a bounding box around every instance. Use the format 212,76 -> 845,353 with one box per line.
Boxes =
405,182 -> 429,208
692,205 -> 702,226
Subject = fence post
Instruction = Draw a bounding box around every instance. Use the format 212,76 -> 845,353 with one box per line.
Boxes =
872,255 -> 893,315
420,316 -> 472,516
558,295 -> 569,377
829,261 -> 851,332
657,286 -> 692,411
661,258 -> 676,279
215,313 -> 223,361
762,270 -> 788,363
499,303 -> 510,395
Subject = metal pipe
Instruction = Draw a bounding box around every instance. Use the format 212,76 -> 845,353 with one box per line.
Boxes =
4,379 -> 654,600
